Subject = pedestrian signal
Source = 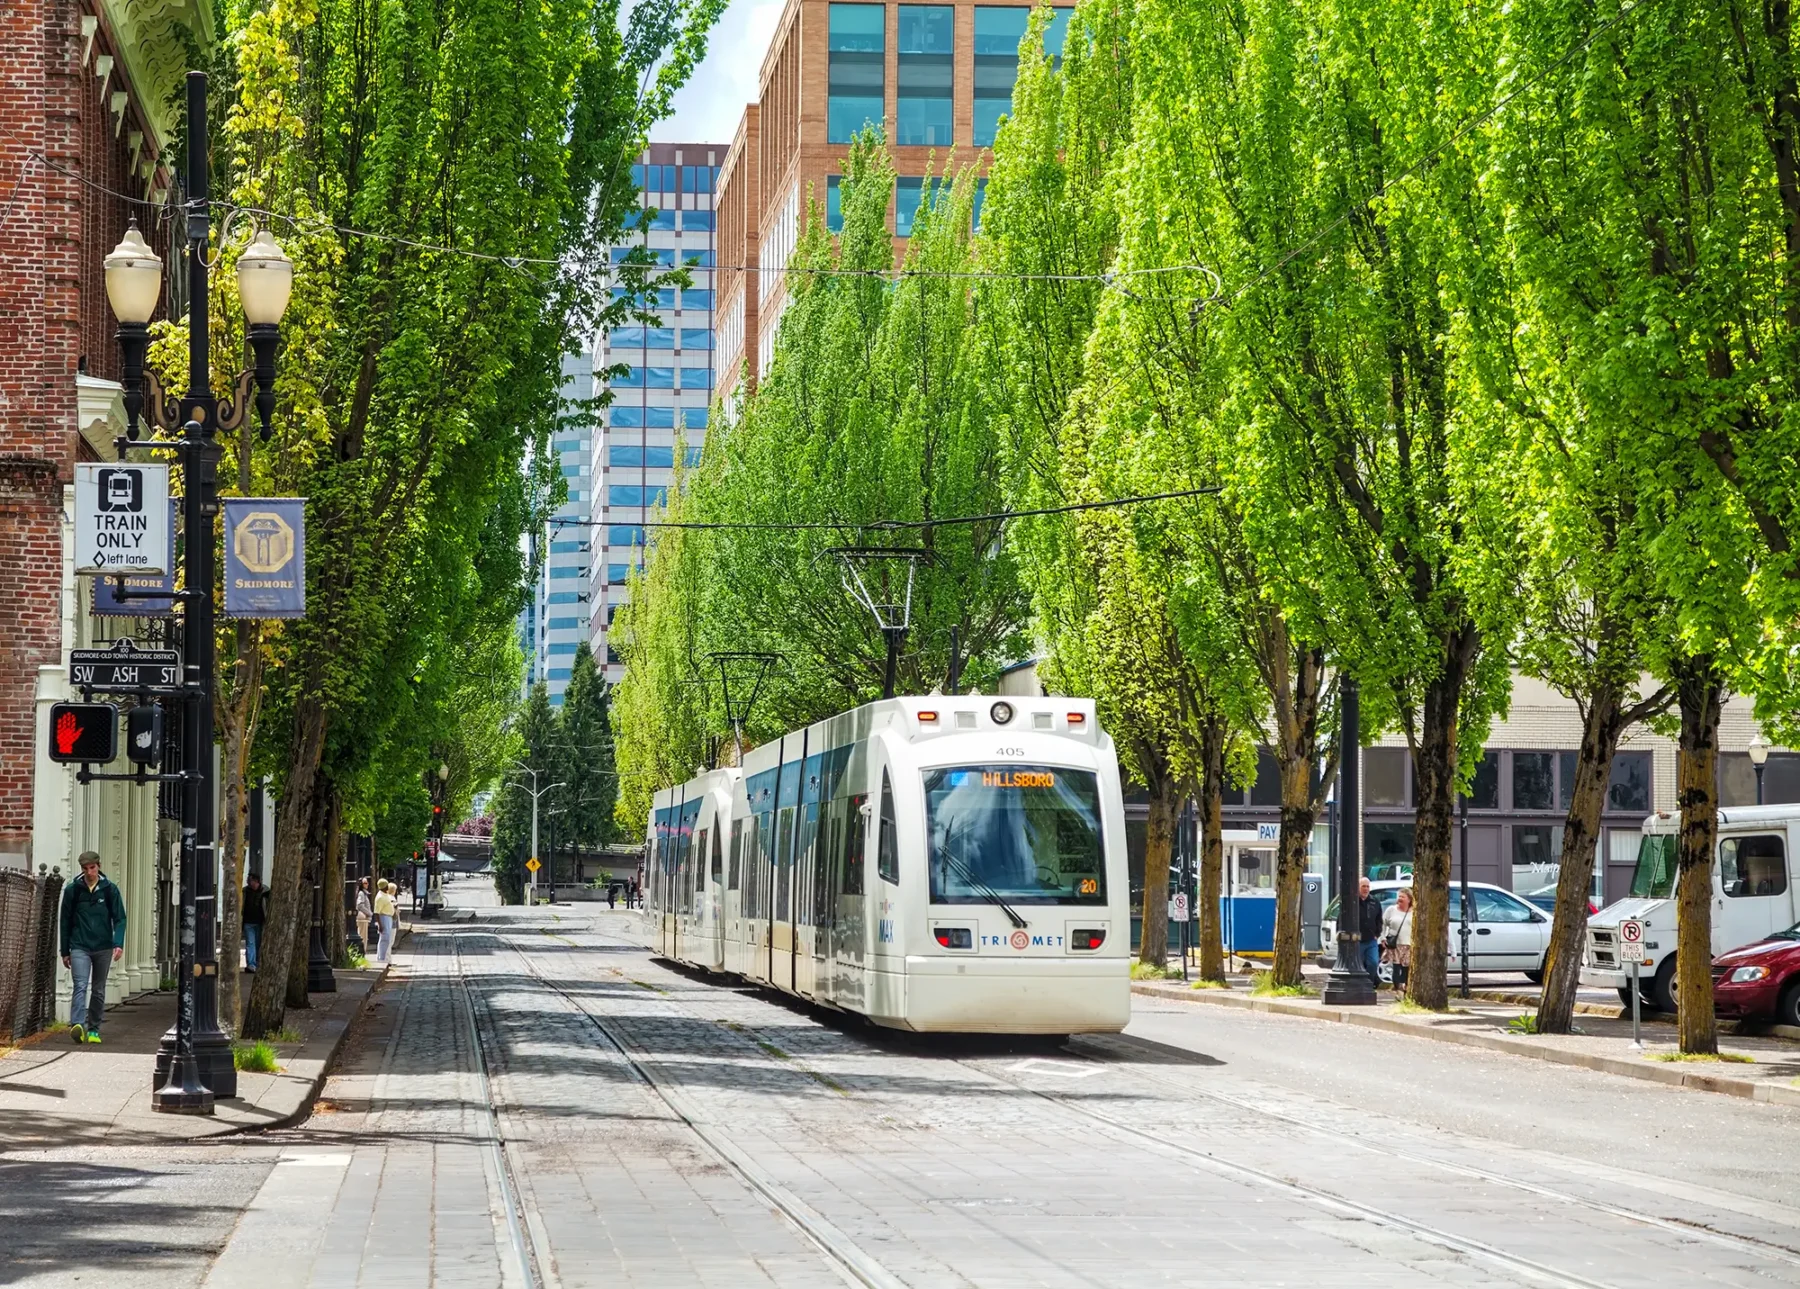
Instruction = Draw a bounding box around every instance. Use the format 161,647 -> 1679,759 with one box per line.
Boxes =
126,704 -> 163,766
48,703 -> 118,764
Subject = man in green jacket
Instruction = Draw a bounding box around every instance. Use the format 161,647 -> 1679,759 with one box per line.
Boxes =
60,851 -> 126,1043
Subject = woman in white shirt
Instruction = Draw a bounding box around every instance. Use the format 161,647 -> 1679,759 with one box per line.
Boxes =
1381,888 -> 1414,994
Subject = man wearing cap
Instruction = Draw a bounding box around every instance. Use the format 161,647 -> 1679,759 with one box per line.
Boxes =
60,851 -> 127,1044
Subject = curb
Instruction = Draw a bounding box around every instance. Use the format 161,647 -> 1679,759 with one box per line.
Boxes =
219,963 -> 389,1136
1132,982 -> 1800,1109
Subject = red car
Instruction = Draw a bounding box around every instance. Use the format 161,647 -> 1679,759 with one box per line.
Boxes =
1711,923 -> 1800,1026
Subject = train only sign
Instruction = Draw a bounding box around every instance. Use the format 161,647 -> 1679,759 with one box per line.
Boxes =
74,463 -> 171,575
69,639 -> 182,691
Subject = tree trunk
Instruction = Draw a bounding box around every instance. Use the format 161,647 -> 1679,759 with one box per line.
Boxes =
286,782 -> 331,1009
324,790 -> 347,967
1537,682 -> 1625,1033
217,719 -> 247,1040
243,697 -> 327,1038
1268,642 -> 1326,988
1408,631 -> 1476,1010
1139,778 -> 1178,970
1196,716 -> 1228,982
1674,656 -> 1722,1055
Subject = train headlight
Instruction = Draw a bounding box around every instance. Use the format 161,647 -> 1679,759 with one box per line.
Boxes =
990,700 -> 1015,725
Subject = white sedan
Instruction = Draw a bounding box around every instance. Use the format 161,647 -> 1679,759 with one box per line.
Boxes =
1321,879 -> 1554,983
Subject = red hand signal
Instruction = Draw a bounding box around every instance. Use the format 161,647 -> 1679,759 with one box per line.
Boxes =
55,710 -> 80,756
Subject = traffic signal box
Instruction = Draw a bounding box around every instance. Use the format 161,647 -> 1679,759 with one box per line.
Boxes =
48,703 -> 118,764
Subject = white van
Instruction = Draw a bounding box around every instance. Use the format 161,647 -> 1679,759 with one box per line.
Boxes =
1581,805 -> 1799,1012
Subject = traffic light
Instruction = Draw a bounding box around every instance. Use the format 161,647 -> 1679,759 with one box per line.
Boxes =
125,704 -> 163,766
47,703 -> 117,764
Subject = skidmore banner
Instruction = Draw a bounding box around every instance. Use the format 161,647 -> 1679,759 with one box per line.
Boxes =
223,498 -> 307,618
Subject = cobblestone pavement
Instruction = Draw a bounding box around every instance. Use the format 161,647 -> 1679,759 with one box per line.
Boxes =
47,900 -> 1797,1288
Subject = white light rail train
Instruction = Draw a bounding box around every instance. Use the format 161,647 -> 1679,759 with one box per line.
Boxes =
644,696 -> 1131,1033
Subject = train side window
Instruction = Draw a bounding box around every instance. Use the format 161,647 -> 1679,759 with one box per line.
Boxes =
844,794 -> 867,894
729,819 -> 743,891
877,770 -> 899,885
712,823 -> 724,886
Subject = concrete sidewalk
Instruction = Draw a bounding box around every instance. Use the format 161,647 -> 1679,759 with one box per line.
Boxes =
1134,975 -> 1800,1106
0,963 -> 385,1149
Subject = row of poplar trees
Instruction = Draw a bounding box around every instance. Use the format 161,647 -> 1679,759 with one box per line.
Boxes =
157,0 -> 723,1038
614,0 -> 1800,1054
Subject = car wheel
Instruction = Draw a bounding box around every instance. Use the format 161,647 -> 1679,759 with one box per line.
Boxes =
1650,959 -> 1678,1014
1778,981 -> 1800,1030
1617,986 -> 1637,1009
1524,970 -> 1544,986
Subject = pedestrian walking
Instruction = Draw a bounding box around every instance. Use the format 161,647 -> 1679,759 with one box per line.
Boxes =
354,877 -> 373,954
1357,877 -> 1384,988
242,873 -> 268,972
628,878 -> 639,909
1381,888 -> 1414,994
60,851 -> 126,1044
373,879 -> 397,964
607,882 -> 618,909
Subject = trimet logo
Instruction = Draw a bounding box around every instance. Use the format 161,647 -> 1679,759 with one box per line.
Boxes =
1009,929 -> 1030,950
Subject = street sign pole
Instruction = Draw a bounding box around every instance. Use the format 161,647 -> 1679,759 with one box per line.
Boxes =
1631,960 -> 1641,1048
1620,917 -> 1647,1047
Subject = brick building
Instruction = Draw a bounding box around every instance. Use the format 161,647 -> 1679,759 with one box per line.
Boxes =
714,0 -> 1072,403
0,0 -> 198,1010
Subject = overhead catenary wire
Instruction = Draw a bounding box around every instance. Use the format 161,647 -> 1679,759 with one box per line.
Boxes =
545,484 -> 1221,532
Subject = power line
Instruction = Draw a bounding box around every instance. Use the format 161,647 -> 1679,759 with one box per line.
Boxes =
544,485 -> 1221,533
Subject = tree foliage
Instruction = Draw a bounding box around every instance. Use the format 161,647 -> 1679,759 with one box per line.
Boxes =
228,0 -> 723,1036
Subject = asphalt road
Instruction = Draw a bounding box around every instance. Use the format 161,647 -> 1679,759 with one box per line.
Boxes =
8,894 -> 1800,1287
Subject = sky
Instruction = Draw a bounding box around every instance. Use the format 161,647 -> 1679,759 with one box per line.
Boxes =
652,0 -> 786,147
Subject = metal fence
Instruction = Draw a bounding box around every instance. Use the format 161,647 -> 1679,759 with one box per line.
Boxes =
0,867 -> 67,1040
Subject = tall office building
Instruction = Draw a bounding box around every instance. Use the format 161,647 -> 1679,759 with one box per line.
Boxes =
715,0 -> 1072,398
530,349 -> 597,706
588,143 -> 723,684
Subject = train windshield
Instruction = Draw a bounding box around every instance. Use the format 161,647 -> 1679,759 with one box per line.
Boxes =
924,765 -> 1106,904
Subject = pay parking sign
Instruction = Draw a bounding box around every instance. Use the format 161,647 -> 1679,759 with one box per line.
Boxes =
74,463 -> 170,575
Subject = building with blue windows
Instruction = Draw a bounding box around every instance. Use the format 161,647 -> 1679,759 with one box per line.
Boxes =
588,142 -> 723,683
526,349 -> 598,705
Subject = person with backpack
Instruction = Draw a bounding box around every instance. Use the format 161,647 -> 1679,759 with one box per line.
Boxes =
60,851 -> 126,1043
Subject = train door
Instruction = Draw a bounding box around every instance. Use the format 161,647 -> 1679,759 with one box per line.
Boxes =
693,823 -> 709,964
773,805 -> 795,989
725,817 -> 745,974
794,801 -> 820,998
835,790 -> 869,1010
814,801 -> 839,1002
711,820 -> 726,968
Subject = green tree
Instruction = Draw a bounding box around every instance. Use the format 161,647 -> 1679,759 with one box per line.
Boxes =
237,0 -> 724,1036
614,136 -> 1029,804
554,642 -> 620,853
492,683 -> 563,904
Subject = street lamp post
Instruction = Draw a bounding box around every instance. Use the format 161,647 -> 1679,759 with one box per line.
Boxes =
505,769 -> 566,905
1321,676 -> 1375,1006
107,71 -> 295,1113
1749,736 -> 1771,806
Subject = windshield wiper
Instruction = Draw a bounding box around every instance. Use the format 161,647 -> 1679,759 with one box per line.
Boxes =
936,841 -> 1028,929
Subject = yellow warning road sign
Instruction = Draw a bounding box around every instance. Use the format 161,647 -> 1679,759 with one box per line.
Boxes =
526,857 -> 541,873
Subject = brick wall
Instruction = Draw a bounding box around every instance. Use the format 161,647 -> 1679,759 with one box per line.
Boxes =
0,0 -> 169,863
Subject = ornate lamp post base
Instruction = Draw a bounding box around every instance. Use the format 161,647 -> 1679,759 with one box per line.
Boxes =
1321,950 -> 1377,1005
151,1055 -> 215,1115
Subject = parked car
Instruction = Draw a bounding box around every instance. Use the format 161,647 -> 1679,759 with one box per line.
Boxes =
1711,922 -> 1800,1027
1521,883 -> 1597,917
1321,879 -> 1554,983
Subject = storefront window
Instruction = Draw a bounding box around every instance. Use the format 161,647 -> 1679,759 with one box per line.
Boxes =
1365,748 -> 1407,807
1512,752 -> 1555,810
